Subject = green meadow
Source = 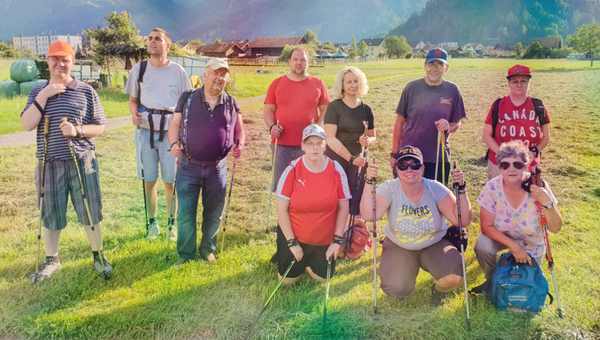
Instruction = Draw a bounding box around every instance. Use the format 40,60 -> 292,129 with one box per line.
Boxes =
1,58 -> 599,339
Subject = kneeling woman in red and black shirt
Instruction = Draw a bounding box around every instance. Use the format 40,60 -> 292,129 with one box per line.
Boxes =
275,124 -> 351,284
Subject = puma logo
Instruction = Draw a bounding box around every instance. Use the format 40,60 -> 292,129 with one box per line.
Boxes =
298,179 -> 306,187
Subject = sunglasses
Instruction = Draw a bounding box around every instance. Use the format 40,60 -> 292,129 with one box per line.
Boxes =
397,162 -> 423,171
498,161 -> 525,170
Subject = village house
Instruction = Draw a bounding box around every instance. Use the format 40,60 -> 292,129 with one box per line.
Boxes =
174,41 -> 199,55
248,36 -> 308,57
532,37 -> 562,49
359,38 -> 386,57
196,42 -> 245,58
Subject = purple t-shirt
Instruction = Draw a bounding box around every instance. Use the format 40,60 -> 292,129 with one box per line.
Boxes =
174,88 -> 241,161
395,79 -> 466,163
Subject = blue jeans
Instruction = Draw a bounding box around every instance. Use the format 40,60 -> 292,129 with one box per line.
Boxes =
176,157 -> 227,260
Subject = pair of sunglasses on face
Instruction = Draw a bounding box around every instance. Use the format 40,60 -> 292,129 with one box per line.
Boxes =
498,161 -> 525,170
396,162 -> 423,171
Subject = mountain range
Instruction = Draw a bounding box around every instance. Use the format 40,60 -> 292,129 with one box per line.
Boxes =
0,0 -> 426,43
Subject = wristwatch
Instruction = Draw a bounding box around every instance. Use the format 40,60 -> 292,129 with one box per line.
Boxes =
80,127 -> 86,138
542,202 -> 553,210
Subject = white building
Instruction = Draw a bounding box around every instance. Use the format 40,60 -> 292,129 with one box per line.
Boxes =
12,34 -> 82,56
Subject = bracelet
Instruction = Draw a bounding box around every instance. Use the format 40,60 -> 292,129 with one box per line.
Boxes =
170,141 -> 178,148
458,180 -> 467,191
349,154 -> 358,165
331,239 -> 343,246
269,124 -> 276,132
458,190 -> 467,195
390,152 -> 398,159
33,100 -> 45,115
365,178 -> 376,185
287,238 -> 299,248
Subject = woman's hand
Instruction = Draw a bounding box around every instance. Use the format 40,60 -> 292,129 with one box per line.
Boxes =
450,166 -> 465,186
366,162 -> 379,180
325,243 -> 340,261
509,243 -> 532,265
289,245 -> 304,262
352,155 -> 367,168
530,184 -> 552,206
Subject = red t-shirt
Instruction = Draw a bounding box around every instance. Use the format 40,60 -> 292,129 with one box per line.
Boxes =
277,156 -> 351,246
265,75 -> 331,146
485,95 -> 551,165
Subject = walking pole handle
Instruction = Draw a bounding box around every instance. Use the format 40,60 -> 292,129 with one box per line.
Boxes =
44,115 -> 50,135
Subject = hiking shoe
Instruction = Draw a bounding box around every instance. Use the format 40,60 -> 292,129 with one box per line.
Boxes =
167,226 -> 177,242
94,254 -> 113,277
202,252 -> 216,263
430,284 -> 449,307
173,258 -> 190,269
147,220 -> 160,240
30,257 -> 61,282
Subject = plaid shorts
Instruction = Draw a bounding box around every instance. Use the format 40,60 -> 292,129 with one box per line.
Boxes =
36,150 -> 103,230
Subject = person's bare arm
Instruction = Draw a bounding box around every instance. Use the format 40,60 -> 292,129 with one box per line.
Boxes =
482,123 -> 499,154
21,84 -> 66,131
390,115 -> 406,168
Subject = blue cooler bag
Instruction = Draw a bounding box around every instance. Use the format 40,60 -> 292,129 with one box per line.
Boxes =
486,253 -> 553,313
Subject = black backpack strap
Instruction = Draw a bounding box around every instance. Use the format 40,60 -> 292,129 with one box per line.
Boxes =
180,89 -> 198,158
137,60 -> 148,110
485,98 -> 502,160
530,97 -> 548,125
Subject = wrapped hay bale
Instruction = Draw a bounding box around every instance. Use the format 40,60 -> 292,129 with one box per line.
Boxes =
10,60 -> 38,83
0,80 -> 20,98
20,79 -> 47,96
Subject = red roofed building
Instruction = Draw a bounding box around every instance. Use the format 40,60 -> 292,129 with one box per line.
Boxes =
196,42 -> 245,58
249,36 -> 308,57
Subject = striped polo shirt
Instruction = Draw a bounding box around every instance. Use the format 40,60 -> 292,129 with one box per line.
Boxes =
22,79 -> 107,160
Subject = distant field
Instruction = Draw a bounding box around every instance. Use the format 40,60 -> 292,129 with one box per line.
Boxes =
1,58 -> 599,339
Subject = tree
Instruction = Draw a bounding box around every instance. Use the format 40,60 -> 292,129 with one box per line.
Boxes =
514,42 -> 523,58
383,35 -> 412,58
280,44 -> 315,62
567,23 -> 600,66
169,43 -> 187,57
304,29 -> 320,47
350,35 -> 357,52
84,11 -> 146,85
322,41 -> 336,50
523,41 -> 544,59
0,41 -> 21,58
189,39 -> 204,47
215,38 -> 221,44
358,40 -> 369,57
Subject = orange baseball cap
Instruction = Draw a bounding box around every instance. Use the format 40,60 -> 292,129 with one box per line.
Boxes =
48,41 -> 75,57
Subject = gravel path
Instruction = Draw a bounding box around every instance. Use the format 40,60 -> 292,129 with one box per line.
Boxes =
0,94 -> 266,148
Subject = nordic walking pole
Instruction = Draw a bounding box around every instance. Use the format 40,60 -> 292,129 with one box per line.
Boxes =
220,140 -> 240,254
453,161 -> 471,331
530,164 -> 565,318
138,126 -> 149,235
442,131 -> 446,185
322,257 -> 332,339
371,157 -> 378,314
266,120 -> 280,233
435,131 -> 441,182
357,121 -> 369,176
165,147 -> 179,262
60,118 -> 108,279
244,259 -> 295,340
33,115 -> 50,282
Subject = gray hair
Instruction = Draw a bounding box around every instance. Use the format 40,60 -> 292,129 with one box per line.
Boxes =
497,140 -> 529,164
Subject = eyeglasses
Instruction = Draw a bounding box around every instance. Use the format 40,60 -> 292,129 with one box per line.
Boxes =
498,161 -> 525,170
304,141 -> 325,148
397,162 -> 423,171
426,62 -> 445,70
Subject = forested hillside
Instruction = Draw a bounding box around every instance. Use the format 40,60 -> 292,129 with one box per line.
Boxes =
388,0 -> 600,44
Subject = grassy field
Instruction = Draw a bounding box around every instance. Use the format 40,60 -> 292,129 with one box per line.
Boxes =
1,59 -> 599,339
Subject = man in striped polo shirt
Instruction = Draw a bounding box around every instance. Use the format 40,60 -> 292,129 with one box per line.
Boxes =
21,41 -> 112,281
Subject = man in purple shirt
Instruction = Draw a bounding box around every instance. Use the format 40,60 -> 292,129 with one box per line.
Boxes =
389,48 -> 466,183
169,58 -> 245,266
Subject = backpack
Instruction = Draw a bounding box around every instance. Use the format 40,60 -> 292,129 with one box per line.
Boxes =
339,219 -> 372,260
473,253 -> 553,314
485,97 -> 547,160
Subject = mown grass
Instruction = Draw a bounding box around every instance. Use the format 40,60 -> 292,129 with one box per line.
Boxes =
0,60 -> 599,339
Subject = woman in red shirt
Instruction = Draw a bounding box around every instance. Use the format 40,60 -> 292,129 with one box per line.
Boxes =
482,64 -> 551,180
275,124 -> 351,284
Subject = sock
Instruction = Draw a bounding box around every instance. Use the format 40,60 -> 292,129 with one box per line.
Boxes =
149,217 -> 157,224
92,251 -> 99,257
46,255 -> 59,263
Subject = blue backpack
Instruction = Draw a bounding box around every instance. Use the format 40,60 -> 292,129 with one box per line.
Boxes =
474,253 -> 553,314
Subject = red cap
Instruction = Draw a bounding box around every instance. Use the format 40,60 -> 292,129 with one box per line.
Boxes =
48,41 -> 75,57
507,64 -> 532,78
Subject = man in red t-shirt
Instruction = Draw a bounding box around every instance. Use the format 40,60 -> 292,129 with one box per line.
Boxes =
482,64 -> 551,179
275,124 -> 350,284
263,47 -> 331,194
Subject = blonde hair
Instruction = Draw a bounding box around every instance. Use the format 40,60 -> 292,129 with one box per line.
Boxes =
331,66 -> 369,99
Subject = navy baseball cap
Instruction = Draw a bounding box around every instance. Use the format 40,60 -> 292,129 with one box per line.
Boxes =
426,48 -> 448,64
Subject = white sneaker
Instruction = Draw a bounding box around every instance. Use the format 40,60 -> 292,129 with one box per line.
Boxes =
147,220 -> 160,240
168,226 -> 177,242
30,257 -> 62,282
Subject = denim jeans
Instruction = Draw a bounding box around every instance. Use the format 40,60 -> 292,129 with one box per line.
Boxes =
176,157 -> 227,260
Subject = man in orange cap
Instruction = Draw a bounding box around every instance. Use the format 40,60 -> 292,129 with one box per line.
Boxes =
20,41 -> 112,281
